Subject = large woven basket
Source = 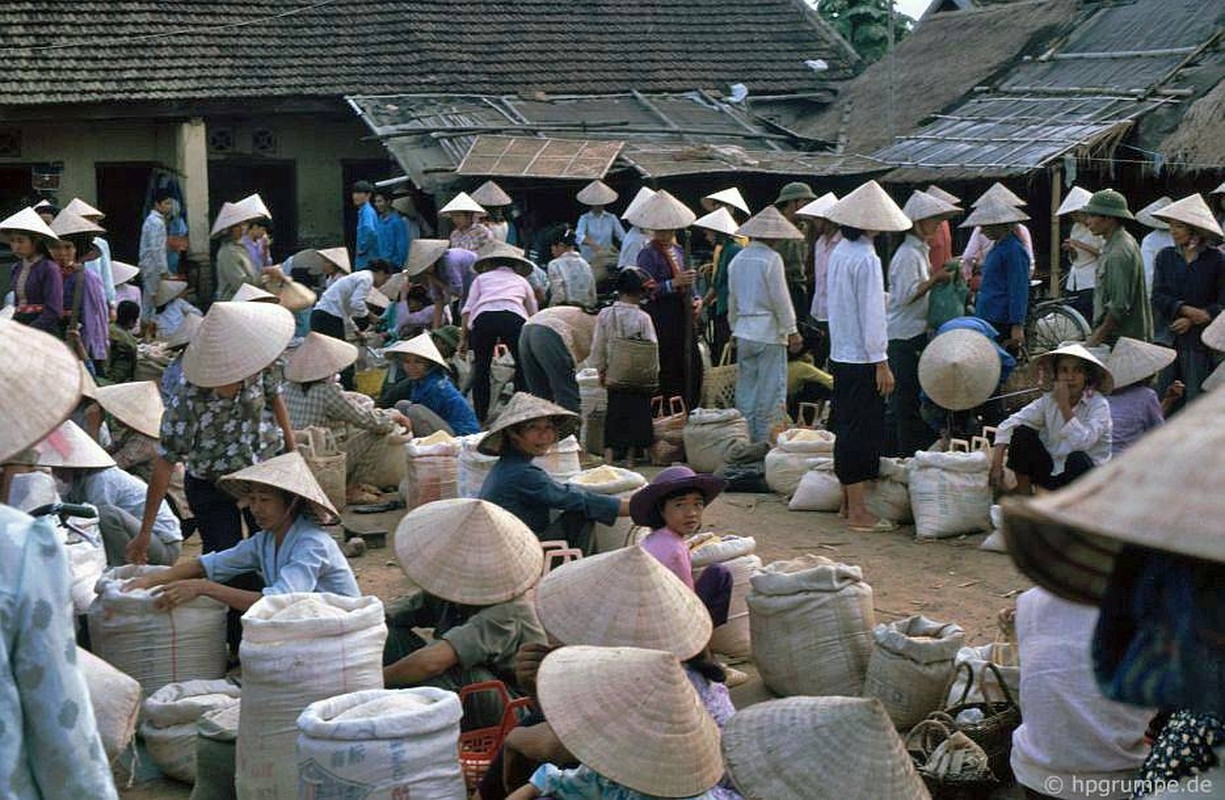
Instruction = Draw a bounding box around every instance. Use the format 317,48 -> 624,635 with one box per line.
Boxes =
295,428 -> 347,512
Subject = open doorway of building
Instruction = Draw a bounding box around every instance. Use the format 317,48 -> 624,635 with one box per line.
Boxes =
208,159 -> 297,264
96,162 -> 159,263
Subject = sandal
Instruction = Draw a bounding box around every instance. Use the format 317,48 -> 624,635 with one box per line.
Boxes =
847,518 -> 898,533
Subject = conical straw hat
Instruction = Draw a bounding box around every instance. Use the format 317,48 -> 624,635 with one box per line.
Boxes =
1214,181 -> 1225,195
477,391 -> 579,455
704,186 -> 750,215
219,450 -> 338,522
620,187 -> 656,221
972,182 -> 1026,208
1202,361 -> 1224,392
292,246 -> 353,275
536,547 -> 712,658
538,646 -> 724,798
470,180 -> 513,207
925,185 -> 961,206
0,318 -> 82,462
826,180 -> 911,232
438,192 -> 485,216
1134,196 -> 1172,229
236,193 -> 272,220
918,329 -> 1002,411
50,210 -> 105,238
406,238 -> 450,276
92,381 -> 165,439
722,696 -> 928,800
960,199 -> 1030,228
232,283 -> 278,303
576,180 -> 618,206
1203,311 -> 1225,352
473,242 -> 534,276
64,197 -> 105,220
18,420 -> 115,469
79,361 -> 98,398
365,286 -> 391,310
0,206 -> 59,241
901,189 -> 961,223
624,189 -> 696,230
383,331 -> 448,369
152,279 -> 188,307
163,313 -> 202,349
31,199 -> 52,210
380,272 -> 408,301
182,302 -> 294,387
393,498 -> 542,605
210,201 -> 262,237
111,260 -> 140,286
1153,193 -> 1223,238
795,191 -> 838,220
737,206 -> 805,240
277,279 -> 317,312
1003,387 -> 1225,604
1032,342 -> 1114,394
1106,337 -> 1176,389
692,207 -> 739,237
1056,186 -> 1094,217
284,331 -> 358,383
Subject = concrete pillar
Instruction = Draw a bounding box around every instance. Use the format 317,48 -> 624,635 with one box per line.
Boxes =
175,118 -> 210,261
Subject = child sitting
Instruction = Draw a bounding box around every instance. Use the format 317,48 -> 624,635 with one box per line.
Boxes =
990,343 -> 1113,493
1104,337 -> 1182,455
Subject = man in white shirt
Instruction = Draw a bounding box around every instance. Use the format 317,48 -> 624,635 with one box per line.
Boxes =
886,191 -> 957,457
1135,197 -> 1174,299
310,259 -> 394,389
138,189 -> 174,322
727,208 -> 803,443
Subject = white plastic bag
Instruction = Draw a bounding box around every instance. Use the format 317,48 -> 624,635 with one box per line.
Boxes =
867,457 -> 913,523
400,435 -> 461,509
787,458 -> 841,512
141,680 -> 241,783
862,615 -> 966,729
774,428 -> 835,454
907,451 -> 992,539
945,643 -> 1021,708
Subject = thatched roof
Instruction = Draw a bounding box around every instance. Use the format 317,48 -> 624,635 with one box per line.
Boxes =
792,0 -> 1079,156
1158,79 -> 1225,173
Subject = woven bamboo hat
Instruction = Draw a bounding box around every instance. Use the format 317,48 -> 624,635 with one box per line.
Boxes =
1032,342 -> 1114,394
1056,186 -> 1094,217
576,180 -> 618,207
692,207 -> 739,237
826,180 -> 911,232
705,187 -> 750,215
1203,311 -> 1225,352
1203,361 -> 1224,393
902,190 -> 961,223
620,187 -> 656,221
478,391 -> 580,455
15,420 -> 115,469
406,238 -> 450,276
0,318 -> 83,462
1153,193 -> 1224,238
210,201 -> 262,237
394,498 -> 542,605
972,182 -> 1026,208
163,313 -> 202,349
92,381 -> 164,439
49,209 -> 105,238
64,197 -> 105,220
438,192 -> 486,216
722,697 -> 928,800
796,191 -> 838,220
536,547 -> 712,658
383,331 -> 448,369
284,331 -> 358,383
0,207 -> 59,242
317,246 -> 353,274
960,200 -> 1030,228
624,189 -> 696,231
232,283 -> 278,303
925,185 -> 961,206
1003,388 -> 1225,604
470,180 -> 513,207
473,241 -> 534,276
111,260 -> 140,286
182,301 -> 294,387
737,206 -> 805,240
1106,337 -> 1176,390
152,279 -> 188,307
365,286 -> 392,310
918,329 -> 1002,411
236,193 -> 273,220
277,279 -> 317,312
1134,196 -> 1173,229
1214,182 -> 1225,195
538,646 -> 723,797
220,450 -> 338,523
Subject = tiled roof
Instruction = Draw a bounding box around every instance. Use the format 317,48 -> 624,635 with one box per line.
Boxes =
0,0 -> 859,106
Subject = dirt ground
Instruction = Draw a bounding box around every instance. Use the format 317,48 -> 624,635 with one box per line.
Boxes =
120,472 -> 1032,798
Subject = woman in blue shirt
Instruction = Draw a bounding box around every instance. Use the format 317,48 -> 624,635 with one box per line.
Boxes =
380,331 -> 480,435
123,450 -> 358,610
966,200 -> 1032,353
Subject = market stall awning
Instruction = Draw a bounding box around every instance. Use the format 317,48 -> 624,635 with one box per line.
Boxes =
456,136 -> 624,179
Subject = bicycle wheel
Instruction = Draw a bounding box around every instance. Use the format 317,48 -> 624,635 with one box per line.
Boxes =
1030,304 -> 1090,356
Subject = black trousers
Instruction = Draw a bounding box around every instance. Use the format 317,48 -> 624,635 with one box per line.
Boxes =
1005,425 -> 1094,490
310,309 -> 355,389
886,333 -> 931,458
471,310 -> 526,423
830,361 -> 884,485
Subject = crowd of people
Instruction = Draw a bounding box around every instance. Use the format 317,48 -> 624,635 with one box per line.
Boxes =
0,172 -> 1221,799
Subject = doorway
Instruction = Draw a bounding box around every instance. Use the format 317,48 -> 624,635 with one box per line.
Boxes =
95,162 -> 158,263
207,159 -> 297,263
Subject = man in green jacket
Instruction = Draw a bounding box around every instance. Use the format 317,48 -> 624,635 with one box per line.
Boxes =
1083,189 -> 1152,346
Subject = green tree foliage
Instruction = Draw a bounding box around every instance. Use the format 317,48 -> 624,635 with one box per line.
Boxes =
816,0 -> 914,65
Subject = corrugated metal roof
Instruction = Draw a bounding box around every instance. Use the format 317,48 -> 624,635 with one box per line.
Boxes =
456,136 -> 624,179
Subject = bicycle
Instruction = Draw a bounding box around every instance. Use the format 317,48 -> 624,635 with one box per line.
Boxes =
1021,280 -> 1091,361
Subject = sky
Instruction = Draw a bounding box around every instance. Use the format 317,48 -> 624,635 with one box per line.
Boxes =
896,0 -> 933,21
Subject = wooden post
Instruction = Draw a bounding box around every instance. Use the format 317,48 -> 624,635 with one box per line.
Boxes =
1049,164 -> 1062,298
